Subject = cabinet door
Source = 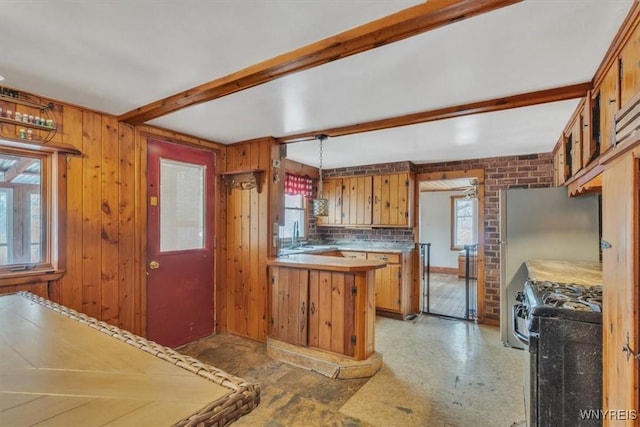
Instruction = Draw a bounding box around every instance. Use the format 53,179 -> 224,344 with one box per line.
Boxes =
599,61 -> 620,154
601,153 -> 639,422
317,178 -> 342,226
342,176 -> 372,225
308,270 -> 355,356
270,267 -> 308,346
571,115 -> 583,175
620,22 -> 640,107
374,264 -> 401,312
373,173 -> 411,226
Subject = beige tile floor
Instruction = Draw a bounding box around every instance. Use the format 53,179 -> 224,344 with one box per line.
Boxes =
178,315 -> 526,427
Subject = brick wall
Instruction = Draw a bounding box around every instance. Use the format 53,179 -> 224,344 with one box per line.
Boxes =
307,154 -> 554,323
416,152 -> 554,323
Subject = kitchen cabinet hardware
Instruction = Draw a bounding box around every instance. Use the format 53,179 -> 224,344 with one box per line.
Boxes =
600,239 -> 612,250
622,333 -> 640,362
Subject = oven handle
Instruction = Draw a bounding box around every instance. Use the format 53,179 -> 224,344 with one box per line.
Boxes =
512,304 -> 530,345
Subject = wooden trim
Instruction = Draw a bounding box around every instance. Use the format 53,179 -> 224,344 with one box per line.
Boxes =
0,270 -> 64,286
592,2 -> 640,90
415,169 -> 485,323
429,266 -> 458,275
276,82 -> 591,143
119,0 -> 521,125
284,158 -> 319,179
0,137 -> 81,155
565,160 -> 605,197
137,128 -> 225,152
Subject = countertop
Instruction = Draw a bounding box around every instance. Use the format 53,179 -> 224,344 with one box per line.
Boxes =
525,259 -> 603,286
279,241 -> 414,256
267,254 -> 386,272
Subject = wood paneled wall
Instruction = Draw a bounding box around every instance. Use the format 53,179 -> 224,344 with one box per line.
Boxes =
224,138 -> 283,342
1,90 -> 225,338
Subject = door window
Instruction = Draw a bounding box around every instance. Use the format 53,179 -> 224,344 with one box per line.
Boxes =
160,158 -> 205,252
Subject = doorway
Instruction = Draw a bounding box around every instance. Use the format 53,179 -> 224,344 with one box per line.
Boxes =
146,139 -> 216,348
416,170 -> 485,321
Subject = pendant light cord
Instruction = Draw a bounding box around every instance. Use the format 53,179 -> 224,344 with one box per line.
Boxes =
317,135 -> 326,198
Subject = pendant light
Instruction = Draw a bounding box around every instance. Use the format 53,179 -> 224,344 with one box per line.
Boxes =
312,134 -> 329,217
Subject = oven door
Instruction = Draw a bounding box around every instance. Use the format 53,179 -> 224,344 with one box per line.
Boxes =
512,303 -> 530,345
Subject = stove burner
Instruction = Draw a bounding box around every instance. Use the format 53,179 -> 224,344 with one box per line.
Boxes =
529,281 -> 603,313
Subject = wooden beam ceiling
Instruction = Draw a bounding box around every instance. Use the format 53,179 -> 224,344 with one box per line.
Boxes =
275,82 -> 592,144
119,0 -> 522,125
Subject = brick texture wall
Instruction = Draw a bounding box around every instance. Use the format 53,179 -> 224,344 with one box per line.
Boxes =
416,153 -> 554,323
307,154 -> 554,323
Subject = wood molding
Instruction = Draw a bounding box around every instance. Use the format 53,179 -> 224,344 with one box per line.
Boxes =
284,158 -> 319,179
276,82 -> 591,143
429,266 -> 458,275
119,0 -> 521,125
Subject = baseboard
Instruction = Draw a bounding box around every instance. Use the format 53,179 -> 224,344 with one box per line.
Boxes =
429,266 -> 457,275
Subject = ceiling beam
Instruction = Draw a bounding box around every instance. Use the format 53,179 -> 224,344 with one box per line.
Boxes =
119,0 -> 522,125
275,82 -> 592,143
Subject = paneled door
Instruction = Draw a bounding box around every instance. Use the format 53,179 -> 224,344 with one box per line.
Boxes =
147,139 -> 216,348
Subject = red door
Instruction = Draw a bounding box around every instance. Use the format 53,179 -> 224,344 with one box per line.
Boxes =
147,139 -> 216,348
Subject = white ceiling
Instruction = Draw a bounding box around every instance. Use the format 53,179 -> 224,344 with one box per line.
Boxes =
0,0 -> 634,168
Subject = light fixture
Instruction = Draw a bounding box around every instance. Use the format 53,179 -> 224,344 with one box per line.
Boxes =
311,134 -> 329,217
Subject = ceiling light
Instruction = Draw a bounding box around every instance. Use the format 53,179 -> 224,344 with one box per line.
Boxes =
0,75 -> 5,82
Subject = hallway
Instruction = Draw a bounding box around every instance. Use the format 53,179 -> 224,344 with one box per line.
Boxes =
178,315 -> 526,426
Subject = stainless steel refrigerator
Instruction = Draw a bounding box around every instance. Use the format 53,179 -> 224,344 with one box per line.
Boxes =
499,187 -> 600,349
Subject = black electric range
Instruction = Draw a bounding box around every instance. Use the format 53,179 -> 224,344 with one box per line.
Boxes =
514,281 -> 603,426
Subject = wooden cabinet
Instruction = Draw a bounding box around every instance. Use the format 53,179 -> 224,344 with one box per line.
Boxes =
553,138 -> 566,186
600,139 -> 639,424
317,172 -> 413,228
366,251 -> 415,318
598,60 -> 620,155
620,21 -> 640,107
267,261 -> 378,361
307,270 -> 356,357
373,173 -> 412,226
342,176 -> 372,225
368,252 -> 402,313
340,251 -> 367,260
269,267 -> 309,346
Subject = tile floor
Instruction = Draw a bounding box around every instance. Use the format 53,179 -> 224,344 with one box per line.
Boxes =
178,315 -> 526,427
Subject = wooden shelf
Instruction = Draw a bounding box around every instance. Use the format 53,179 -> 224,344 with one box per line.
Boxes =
0,93 -> 52,110
220,169 -> 264,193
0,116 -> 57,132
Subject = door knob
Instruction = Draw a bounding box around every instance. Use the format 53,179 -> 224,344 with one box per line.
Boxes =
149,261 -> 160,269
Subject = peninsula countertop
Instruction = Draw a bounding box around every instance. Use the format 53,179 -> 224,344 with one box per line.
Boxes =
525,259 -> 602,286
267,253 -> 386,272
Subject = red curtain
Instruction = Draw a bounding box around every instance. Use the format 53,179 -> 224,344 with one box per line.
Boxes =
285,173 -> 313,197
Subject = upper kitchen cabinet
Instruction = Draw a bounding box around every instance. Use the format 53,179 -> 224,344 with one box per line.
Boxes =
596,60 -> 621,155
373,173 -> 413,227
620,20 -> 640,107
317,172 -> 414,228
343,176 -> 373,226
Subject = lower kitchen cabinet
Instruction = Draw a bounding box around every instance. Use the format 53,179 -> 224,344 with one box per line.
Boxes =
308,270 -> 356,357
367,251 -> 415,319
269,267 -> 309,346
267,262 -> 378,360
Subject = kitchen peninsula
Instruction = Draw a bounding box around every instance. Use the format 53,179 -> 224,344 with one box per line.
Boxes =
266,254 -> 385,379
